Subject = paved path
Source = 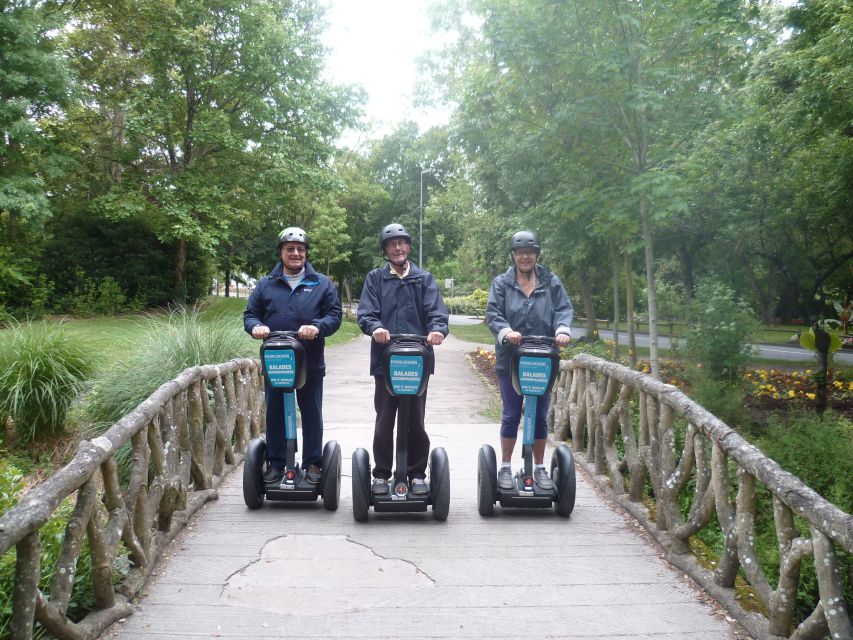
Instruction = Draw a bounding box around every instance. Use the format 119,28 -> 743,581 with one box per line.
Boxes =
103,335 -> 746,639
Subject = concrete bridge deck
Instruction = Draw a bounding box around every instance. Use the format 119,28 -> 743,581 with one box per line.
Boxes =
103,334 -> 747,639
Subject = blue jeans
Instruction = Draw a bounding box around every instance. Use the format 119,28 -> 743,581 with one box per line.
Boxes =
498,374 -> 549,440
264,374 -> 324,468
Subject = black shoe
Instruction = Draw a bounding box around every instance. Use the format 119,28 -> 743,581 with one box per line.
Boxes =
372,477 -> 390,495
410,478 -> 429,495
263,466 -> 284,484
306,464 -> 321,485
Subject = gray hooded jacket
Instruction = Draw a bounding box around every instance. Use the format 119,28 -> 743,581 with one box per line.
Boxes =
486,263 -> 573,375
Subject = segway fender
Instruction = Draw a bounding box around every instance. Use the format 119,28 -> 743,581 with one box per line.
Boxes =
351,447 -> 371,522
552,444 -> 576,517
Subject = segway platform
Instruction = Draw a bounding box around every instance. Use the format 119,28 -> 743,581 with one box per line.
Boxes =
243,331 -> 341,510
351,335 -> 450,521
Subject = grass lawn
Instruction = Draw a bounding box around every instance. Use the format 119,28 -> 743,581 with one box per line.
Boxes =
57,296 -> 362,371
449,321 -> 493,344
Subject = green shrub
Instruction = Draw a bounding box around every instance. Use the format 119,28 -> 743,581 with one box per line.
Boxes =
0,320 -> 94,443
0,459 -> 130,637
684,281 -> 759,381
85,305 -> 254,427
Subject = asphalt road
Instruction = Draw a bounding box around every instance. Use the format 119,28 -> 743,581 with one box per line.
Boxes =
449,316 -> 853,366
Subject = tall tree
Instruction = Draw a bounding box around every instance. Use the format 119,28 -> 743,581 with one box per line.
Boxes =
0,0 -> 71,312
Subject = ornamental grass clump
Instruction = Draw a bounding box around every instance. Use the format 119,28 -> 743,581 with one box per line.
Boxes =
0,320 -> 94,443
85,305 -> 253,427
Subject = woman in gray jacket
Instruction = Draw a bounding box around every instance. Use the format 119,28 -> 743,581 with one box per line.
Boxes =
486,231 -> 573,491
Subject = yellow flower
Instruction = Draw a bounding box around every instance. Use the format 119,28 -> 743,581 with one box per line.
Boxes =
806,393 -> 816,401
834,380 -> 844,389
788,390 -> 796,398
806,369 -> 812,375
849,382 -> 853,392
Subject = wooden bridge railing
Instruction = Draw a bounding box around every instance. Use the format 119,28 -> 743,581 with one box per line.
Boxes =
0,358 -> 265,640
549,354 -> 852,640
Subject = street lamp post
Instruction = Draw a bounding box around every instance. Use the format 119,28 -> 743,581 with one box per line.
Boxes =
419,168 -> 432,267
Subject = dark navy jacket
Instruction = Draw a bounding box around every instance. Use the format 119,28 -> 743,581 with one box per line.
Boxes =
357,262 -> 449,377
243,261 -> 342,376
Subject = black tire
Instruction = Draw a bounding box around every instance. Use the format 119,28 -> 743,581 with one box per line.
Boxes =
551,444 -> 576,517
477,445 -> 496,516
243,438 -> 266,509
321,441 -> 341,511
351,448 -> 371,522
429,447 -> 450,521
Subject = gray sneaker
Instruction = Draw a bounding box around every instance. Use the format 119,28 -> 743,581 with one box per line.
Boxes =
372,477 -> 390,495
410,477 -> 429,495
534,467 -> 553,490
305,464 -> 321,485
498,466 -> 514,490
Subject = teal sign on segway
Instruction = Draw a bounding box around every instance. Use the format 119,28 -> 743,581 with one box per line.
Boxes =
351,335 -> 450,522
477,336 -> 576,517
242,331 -> 341,510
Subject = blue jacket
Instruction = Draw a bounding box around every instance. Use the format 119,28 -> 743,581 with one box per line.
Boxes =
243,261 -> 342,376
486,264 -> 574,375
357,262 -> 449,376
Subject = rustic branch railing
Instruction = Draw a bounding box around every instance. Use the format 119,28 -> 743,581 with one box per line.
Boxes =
548,354 -> 853,640
0,358 -> 264,640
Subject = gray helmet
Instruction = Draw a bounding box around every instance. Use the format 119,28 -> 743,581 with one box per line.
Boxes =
277,226 -> 309,253
509,230 -> 540,254
380,223 -> 411,251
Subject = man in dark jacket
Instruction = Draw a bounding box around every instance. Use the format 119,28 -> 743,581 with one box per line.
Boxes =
486,230 -> 573,491
357,223 -> 449,496
244,227 -> 342,484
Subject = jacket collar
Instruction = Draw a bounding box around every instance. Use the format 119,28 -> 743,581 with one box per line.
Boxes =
270,260 -> 320,282
505,263 -> 552,289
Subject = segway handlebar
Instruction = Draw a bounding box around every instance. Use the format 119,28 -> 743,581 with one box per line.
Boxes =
501,334 -> 556,346
388,333 -> 429,341
265,330 -> 299,340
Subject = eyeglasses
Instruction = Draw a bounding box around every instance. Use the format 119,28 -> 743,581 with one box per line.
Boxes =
284,246 -> 306,254
387,239 -> 408,249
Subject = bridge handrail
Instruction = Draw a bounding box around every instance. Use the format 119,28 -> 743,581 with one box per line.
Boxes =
549,354 -> 852,640
0,357 -> 265,640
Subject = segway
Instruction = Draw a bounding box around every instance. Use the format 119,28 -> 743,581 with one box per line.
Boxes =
243,330 -> 341,510
351,334 -> 450,522
477,336 -> 576,517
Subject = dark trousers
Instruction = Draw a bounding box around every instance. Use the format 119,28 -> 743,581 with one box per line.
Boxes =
498,374 -> 549,440
372,376 -> 429,480
265,374 -> 324,468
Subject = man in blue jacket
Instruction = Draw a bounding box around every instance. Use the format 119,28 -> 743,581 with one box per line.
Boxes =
486,230 -> 573,491
244,227 -> 342,485
357,223 -> 449,496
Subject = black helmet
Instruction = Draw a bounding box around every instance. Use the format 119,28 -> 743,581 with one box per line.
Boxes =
380,223 -> 411,251
509,230 -> 540,254
277,226 -> 309,253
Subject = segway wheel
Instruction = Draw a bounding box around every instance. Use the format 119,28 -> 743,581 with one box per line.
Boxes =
551,444 -> 576,517
429,447 -> 450,521
321,441 -> 342,511
243,438 -> 266,509
351,448 -> 371,522
477,445 -> 497,516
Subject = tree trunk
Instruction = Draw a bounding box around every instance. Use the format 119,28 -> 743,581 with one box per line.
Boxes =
224,268 -> 231,298
626,252 -> 637,367
175,238 -> 187,301
677,244 -> 695,301
640,192 -> 661,379
576,263 -> 598,339
610,241 -> 620,359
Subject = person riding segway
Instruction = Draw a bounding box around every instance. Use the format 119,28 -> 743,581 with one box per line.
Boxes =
479,230 -> 576,516
354,223 -> 450,520
242,226 -> 342,509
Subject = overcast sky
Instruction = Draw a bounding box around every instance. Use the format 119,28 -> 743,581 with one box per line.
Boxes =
320,0 -> 449,147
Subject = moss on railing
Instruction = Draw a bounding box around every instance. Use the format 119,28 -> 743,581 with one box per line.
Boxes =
549,353 -> 853,640
0,358 -> 264,640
